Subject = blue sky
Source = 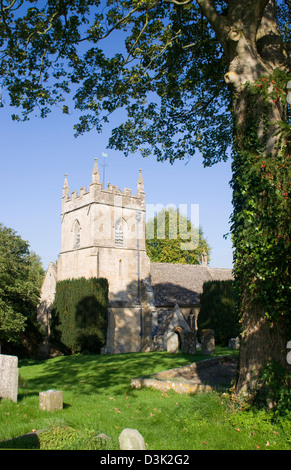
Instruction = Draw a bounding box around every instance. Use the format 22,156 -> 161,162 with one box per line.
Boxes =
1,99 -> 234,271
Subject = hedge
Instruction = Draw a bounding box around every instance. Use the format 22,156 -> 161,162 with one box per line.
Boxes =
50,277 -> 108,354
197,280 -> 239,346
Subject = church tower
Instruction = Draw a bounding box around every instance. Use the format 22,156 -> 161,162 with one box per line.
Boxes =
56,160 -> 151,353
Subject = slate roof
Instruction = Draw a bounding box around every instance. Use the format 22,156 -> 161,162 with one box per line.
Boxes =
150,262 -> 234,306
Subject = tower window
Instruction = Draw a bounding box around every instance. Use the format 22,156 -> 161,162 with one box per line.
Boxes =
73,220 -> 81,249
115,218 -> 124,247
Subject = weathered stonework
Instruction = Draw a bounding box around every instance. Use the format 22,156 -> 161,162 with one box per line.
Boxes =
37,262 -> 57,357
119,428 -> 145,450
39,390 -> 63,411
201,329 -> 215,355
38,161 -> 151,355
0,354 -> 18,402
182,331 -> 197,355
131,356 -> 237,394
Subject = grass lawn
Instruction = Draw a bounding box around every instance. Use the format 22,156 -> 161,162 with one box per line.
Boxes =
0,348 -> 290,450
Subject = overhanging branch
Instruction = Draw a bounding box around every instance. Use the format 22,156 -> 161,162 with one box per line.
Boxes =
228,0 -> 270,40
195,0 -> 228,48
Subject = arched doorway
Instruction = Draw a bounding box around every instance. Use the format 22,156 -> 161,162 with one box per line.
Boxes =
174,327 -> 182,350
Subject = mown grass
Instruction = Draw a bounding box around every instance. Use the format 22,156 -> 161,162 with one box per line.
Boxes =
0,348 -> 290,450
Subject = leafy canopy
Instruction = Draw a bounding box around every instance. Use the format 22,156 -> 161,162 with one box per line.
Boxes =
0,0 -> 231,166
145,207 -> 210,264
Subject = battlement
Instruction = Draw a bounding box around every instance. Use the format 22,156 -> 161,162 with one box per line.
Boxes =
62,160 -> 145,214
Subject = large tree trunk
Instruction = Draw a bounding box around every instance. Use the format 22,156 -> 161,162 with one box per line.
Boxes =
231,83 -> 289,394
228,6 -> 290,395
237,302 -> 288,394
198,0 -> 290,395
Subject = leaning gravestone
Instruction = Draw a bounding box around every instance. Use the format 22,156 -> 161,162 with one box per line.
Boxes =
167,331 -> 179,353
119,428 -> 145,450
0,354 -> 19,402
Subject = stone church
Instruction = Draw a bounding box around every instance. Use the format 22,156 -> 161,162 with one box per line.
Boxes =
38,160 -> 233,356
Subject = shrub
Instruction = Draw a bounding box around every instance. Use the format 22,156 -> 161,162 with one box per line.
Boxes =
197,280 -> 239,346
50,277 -> 108,354
0,223 -> 44,357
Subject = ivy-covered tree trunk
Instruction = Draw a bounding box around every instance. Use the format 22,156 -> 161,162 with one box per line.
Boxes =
198,0 -> 290,395
220,1 -> 290,395
231,83 -> 290,395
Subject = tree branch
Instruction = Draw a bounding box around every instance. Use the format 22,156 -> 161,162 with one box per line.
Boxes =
101,1 -> 159,41
165,0 -> 192,4
2,0 -> 21,11
228,0 -> 270,40
256,0 -> 289,70
195,0 -> 228,48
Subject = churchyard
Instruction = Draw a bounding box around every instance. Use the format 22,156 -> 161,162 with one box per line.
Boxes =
0,349 -> 290,450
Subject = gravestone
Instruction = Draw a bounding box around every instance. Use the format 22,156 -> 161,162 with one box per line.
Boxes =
119,428 -> 145,450
228,337 -> 240,350
0,354 -> 18,402
39,390 -> 63,411
182,331 -> 197,355
167,332 -> 179,353
201,329 -> 215,355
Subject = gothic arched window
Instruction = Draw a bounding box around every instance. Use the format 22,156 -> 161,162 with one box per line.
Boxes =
115,218 -> 124,247
73,220 -> 81,249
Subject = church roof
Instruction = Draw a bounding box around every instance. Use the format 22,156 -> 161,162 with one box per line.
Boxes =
150,262 -> 234,306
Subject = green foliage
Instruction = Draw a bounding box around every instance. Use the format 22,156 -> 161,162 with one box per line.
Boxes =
1,1 -> 289,168
229,68 -> 291,407
198,280 -> 239,346
145,207 -> 210,264
0,0 -> 231,166
38,424 -> 113,450
231,71 -> 291,325
255,361 -> 291,419
51,277 -> 108,354
0,223 -> 44,354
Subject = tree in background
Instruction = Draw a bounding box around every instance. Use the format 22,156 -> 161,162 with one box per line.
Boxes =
146,207 -> 210,264
0,0 -> 290,403
0,223 -> 44,355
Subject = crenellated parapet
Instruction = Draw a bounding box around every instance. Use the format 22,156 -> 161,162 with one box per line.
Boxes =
58,158 -> 150,286
61,159 -> 145,215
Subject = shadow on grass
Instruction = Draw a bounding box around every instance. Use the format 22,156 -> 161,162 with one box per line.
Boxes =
18,349 -> 238,399
0,432 -> 40,449
20,352 -> 180,396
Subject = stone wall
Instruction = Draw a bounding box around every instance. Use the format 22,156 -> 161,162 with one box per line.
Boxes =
37,262 -> 57,357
